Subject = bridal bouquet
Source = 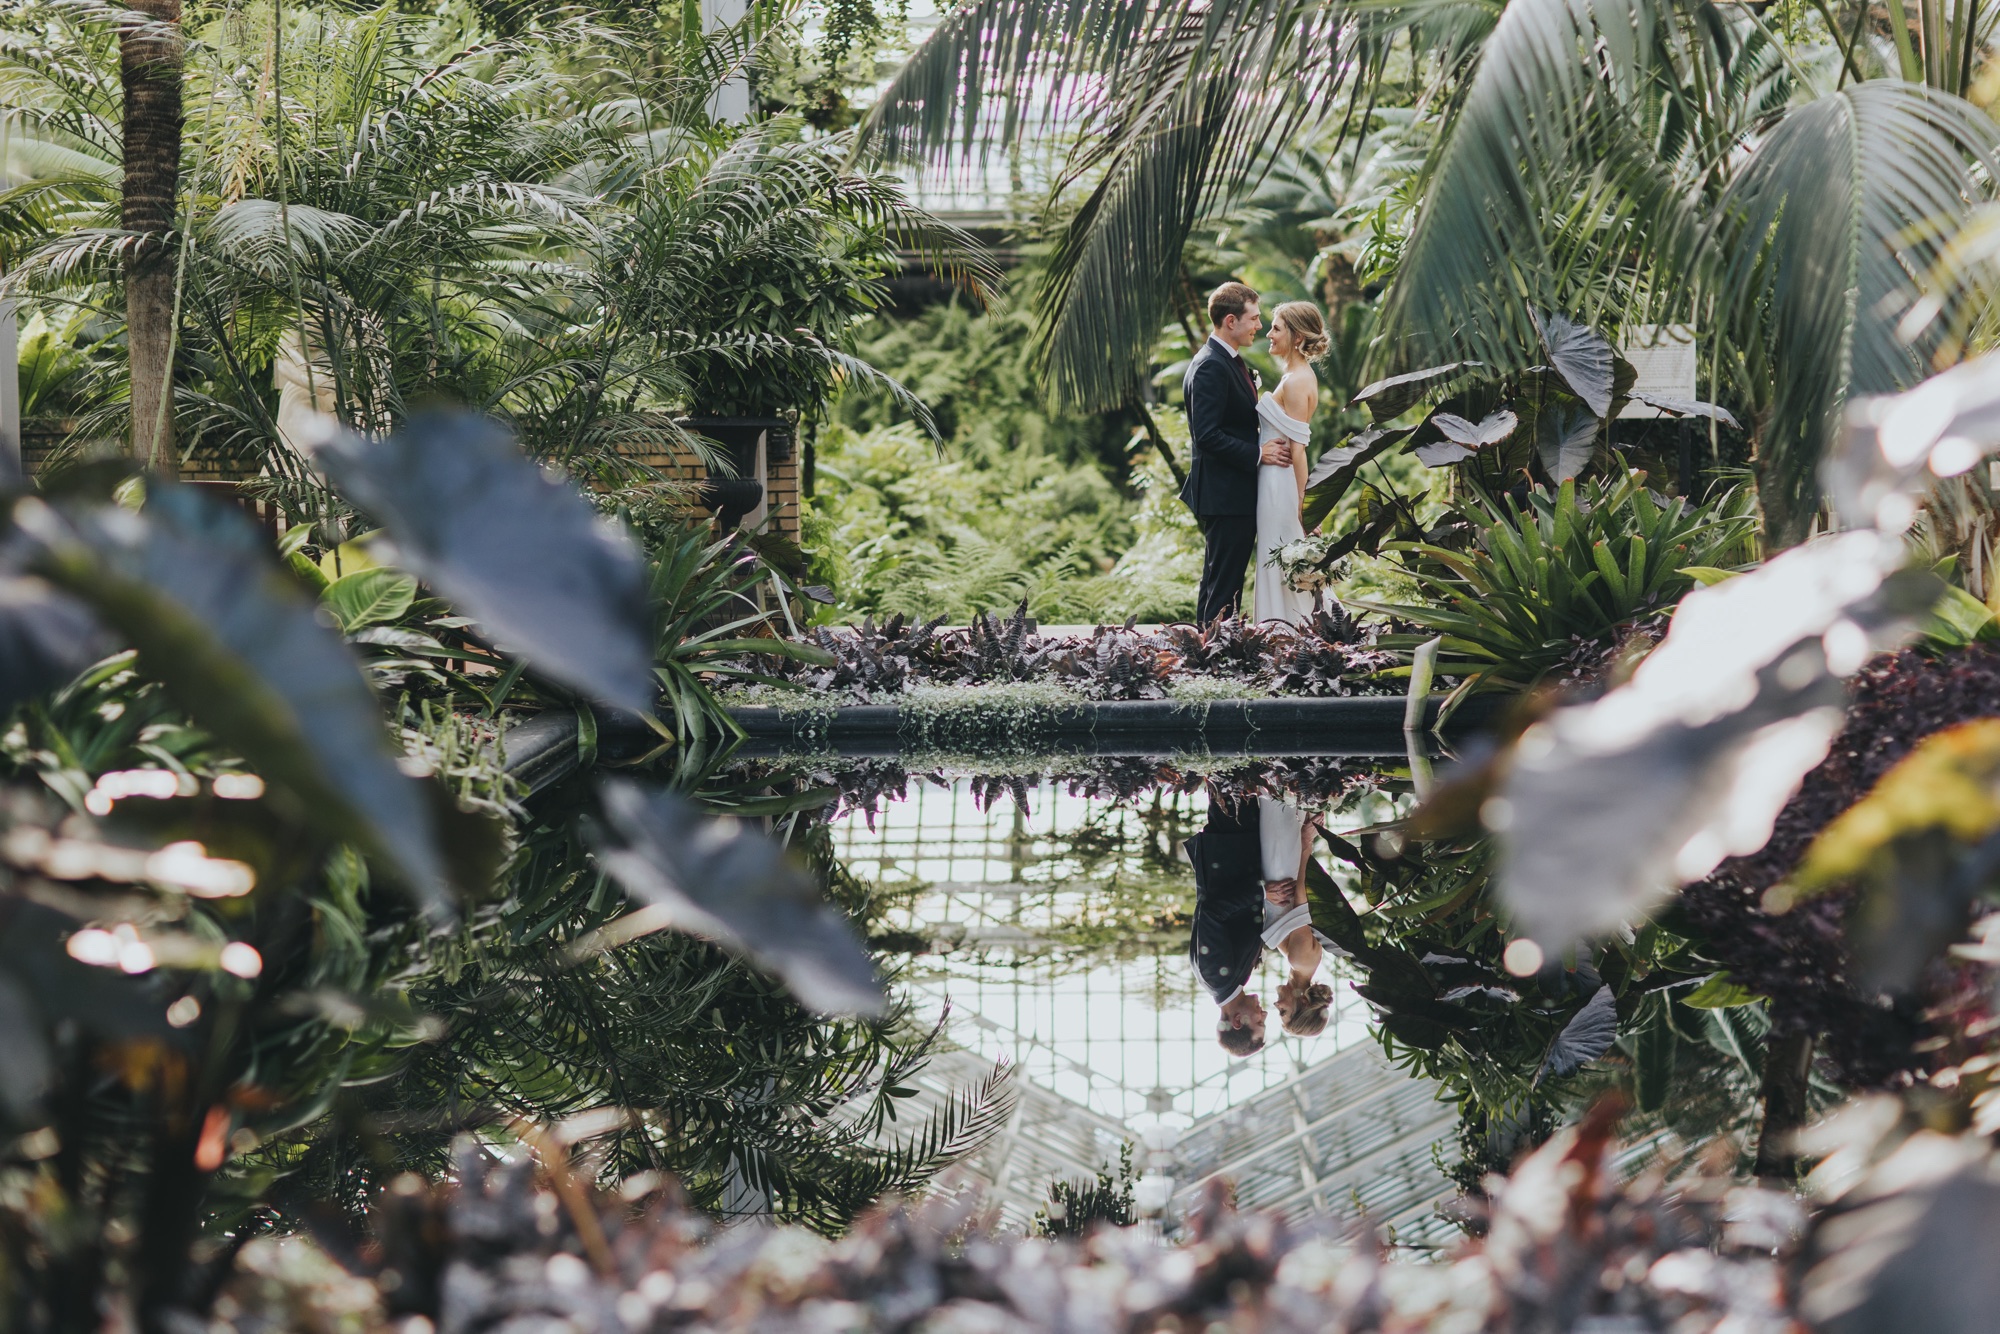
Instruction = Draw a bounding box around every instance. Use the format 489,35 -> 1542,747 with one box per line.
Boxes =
1273,533 -> 1339,593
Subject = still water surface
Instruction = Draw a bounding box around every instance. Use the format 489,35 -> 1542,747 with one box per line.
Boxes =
810,766 -> 1459,1241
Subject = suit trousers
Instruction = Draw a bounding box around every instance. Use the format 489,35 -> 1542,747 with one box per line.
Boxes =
1195,513 -> 1257,625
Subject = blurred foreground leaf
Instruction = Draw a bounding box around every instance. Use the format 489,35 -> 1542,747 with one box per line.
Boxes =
312,413 -> 657,715
1830,349 -> 2000,531
1786,719 -> 2000,991
1495,531 -> 1939,949
0,572 -> 108,714
1802,1107 -> 2000,1334
1796,720 -> 2000,891
589,781 -> 884,1016
19,487 -> 451,920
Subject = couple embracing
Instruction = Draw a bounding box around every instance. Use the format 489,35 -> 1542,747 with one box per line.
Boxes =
1187,788 -> 1336,1059
1180,281 -> 1329,626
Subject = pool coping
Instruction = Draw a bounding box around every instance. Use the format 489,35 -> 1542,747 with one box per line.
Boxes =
729,693 -> 1494,743
501,694 -> 1504,792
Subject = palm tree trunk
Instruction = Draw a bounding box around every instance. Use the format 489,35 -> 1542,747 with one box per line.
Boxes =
121,0 -> 182,475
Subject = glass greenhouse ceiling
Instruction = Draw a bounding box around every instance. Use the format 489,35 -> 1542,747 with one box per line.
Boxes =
816,771 -> 1458,1242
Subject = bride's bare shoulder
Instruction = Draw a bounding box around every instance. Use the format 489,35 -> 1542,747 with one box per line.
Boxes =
1275,369 -> 1318,416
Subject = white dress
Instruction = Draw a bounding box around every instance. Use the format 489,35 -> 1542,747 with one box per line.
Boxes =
1256,796 -> 1343,955
1257,797 -> 1315,947
1253,391 -> 1315,626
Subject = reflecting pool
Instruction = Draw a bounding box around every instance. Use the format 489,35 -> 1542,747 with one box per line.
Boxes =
791,759 -> 1461,1243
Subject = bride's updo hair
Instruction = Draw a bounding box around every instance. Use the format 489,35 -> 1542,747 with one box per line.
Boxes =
1282,981 -> 1334,1037
1272,301 -> 1330,361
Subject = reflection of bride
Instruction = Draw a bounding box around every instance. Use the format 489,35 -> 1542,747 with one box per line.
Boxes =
1251,302 -> 1329,626
1258,796 -> 1335,1037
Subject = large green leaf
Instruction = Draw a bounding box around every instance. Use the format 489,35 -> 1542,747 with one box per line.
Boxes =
18,486 -> 451,920
322,567 -> 418,633
1683,973 -> 1764,1009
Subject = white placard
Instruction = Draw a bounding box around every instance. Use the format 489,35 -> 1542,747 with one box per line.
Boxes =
1618,324 -> 1696,419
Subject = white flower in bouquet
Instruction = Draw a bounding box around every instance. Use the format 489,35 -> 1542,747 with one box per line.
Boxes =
1275,534 -> 1337,592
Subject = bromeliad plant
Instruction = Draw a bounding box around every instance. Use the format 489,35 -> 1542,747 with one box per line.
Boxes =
644,523 -> 835,781
1356,469 -> 1758,705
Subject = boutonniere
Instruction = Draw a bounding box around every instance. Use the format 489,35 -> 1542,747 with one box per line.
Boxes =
1252,369 -> 1264,390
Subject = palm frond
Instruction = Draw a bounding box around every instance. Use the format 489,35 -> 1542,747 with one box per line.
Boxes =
1039,12 -> 1350,409
1713,82 -> 2000,536
1373,0 -> 1709,373
857,0 -> 1175,169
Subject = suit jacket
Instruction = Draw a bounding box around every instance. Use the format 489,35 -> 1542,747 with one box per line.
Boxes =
1185,799 -> 1264,1004
1179,335 -> 1263,517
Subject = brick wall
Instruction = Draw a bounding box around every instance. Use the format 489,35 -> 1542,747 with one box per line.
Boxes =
23,418 -> 802,545
654,418 -> 800,545
22,424 -> 256,480
765,446 -> 800,544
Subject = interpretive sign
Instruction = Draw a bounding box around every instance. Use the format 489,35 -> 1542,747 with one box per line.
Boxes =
1617,325 -> 1697,419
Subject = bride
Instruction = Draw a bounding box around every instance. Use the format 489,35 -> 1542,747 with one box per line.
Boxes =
1252,302 -> 1328,625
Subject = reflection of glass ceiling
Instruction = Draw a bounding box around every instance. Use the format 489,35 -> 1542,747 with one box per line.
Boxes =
834,778 -> 1457,1240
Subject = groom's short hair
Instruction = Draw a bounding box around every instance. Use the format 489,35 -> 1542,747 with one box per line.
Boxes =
1208,281 -> 1260,327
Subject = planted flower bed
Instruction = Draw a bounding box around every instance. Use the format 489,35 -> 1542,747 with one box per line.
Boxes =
758,604 -> 1398,703
720,605 -> 1476,754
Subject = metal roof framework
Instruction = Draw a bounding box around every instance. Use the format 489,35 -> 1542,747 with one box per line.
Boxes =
838,778 -> 1459,1240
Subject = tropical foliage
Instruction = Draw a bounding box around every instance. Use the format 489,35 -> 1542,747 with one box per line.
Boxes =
1363,470 -> 1759,703
0,413 -> 1012,1329
861,0 -> 2000,534
0,1 -> 975,499
806,290 -> 1201,624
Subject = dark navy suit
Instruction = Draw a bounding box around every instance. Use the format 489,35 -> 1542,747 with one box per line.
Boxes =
1181,335 -> 1264,624
1186,797 -> 1264,1004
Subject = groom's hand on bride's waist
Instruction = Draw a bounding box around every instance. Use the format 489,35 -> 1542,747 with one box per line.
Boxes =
1259,441 -> 1292,465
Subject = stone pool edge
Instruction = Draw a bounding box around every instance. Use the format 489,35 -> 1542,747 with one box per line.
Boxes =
730,693 -> 1502,754
500,694 -> 1505,794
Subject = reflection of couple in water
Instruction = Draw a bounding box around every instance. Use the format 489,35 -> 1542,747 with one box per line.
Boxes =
1186,788 -> 1336,1057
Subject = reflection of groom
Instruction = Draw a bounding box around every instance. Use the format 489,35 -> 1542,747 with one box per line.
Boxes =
1186,790 -> 1267,1057
1181,281 -> 1293,624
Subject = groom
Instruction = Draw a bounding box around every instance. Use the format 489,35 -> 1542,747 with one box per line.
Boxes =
1181,281 -> 1292,624
1186,786 -> 1267,1057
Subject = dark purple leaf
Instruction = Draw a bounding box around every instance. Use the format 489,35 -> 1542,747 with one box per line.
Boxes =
1538,985 -> 1616,1080
1533,310 -> 1615,416
591,781 -> 883,1016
